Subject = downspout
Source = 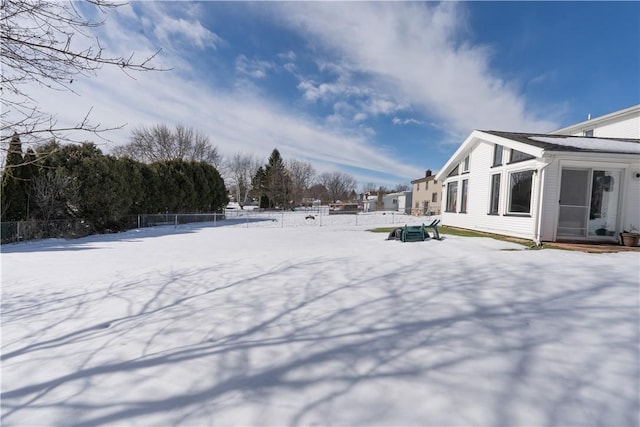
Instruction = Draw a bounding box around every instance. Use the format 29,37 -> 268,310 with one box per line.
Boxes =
533,159 -> 552,246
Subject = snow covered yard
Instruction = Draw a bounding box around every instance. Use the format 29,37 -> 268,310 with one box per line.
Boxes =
1,214 -> 639,427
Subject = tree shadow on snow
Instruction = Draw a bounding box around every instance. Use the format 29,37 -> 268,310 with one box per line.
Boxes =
1,255 -> 638,427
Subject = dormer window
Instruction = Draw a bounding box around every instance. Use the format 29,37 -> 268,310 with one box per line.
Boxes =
583,129 -> 594,137
447,165 -> 459,177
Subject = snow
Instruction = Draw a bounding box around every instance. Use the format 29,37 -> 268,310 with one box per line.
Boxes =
530,136 -> 640,154
2,212 -> 639,426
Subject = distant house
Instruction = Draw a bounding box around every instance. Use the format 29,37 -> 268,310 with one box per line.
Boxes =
435,105 -> 640,244
410,169 -> 442,216
382,191 -> 412,213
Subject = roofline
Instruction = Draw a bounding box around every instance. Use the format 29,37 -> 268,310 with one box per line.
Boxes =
434,130 -> 544,181
550,104 -> 640,135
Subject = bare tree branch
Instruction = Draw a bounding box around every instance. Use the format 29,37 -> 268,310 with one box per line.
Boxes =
1,0 -> 167,157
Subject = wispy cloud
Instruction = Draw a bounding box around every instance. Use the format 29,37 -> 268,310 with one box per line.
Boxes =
278,2 -> 559,136
235,55 -> 274,79
393,117 -> 425,126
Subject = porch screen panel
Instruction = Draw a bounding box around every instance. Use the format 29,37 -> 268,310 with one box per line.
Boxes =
558,169 -> 590,237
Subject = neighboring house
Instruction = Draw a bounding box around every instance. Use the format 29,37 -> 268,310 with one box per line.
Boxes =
435,129 -> 640,244
410,169 -> 442,216
382,191 -> 412,213
551,104 -> 640,138
362,194 -> 378,213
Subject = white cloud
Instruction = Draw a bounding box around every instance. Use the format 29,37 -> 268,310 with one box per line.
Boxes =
278,50 -> 297,61
278,2 -> 558,134
393,117 -> 425,126
132,3 -> 220,50
235,55 -> 274,79
353,113 -> 368,122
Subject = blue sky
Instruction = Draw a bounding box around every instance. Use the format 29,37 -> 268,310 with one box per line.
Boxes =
23,1 -> 640,188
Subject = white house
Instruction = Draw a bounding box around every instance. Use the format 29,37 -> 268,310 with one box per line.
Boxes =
382,191 -> 412,213
435,127 -> 640,244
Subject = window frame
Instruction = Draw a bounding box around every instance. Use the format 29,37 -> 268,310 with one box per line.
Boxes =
462,155 -> 470,173
492,145 -> 503,167
506,169 -> 534,215
509,149 -> 535,164
431,192 -> 438,203
489,173 -> 501,215
445,181 -> 458,213
460,179 -> 468,213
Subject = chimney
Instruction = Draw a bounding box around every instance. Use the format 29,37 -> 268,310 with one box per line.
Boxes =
425,169 -> 432,178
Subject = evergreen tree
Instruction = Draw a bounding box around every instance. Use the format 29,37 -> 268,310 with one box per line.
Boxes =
22,148 -> 39,218
1,133 -> 27,220
251,166 -> 268,209
264,149 -> 291,209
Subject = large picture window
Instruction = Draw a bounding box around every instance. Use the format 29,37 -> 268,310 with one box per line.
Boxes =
460,179 -> 468,213
508,170 -> 534,214
489,174 -> 500,214
446,181 -> 458,212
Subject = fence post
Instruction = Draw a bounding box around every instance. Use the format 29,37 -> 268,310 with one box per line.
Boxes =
174,214 -> 178,228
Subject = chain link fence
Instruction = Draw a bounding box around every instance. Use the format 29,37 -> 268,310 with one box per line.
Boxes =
2,210 -> 430,244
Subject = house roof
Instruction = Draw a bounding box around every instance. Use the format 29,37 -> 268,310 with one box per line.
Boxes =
482,130 -> 640,155
435,130 -> 640,182
410,175 -> 436,184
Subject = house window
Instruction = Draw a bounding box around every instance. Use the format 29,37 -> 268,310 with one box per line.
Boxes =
508,170 -> 534,214
460,179 -> 468,213
417,182 -> 420,191
447,165 -> 459,177
584,129 -> 594,137
446,181 -> 458,212
509,149 -> 534,164
489,174 -> 500,215
462,155 -> 470,173
493,145 -> 503,166
431,192 -> 437,203
415,202 -> 419,209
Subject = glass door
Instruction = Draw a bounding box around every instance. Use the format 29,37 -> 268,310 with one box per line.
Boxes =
588,170 -> 620,237
558,168 -> 620,239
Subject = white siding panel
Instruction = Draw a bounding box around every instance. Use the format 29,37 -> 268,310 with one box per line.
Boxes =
594,117 -> 640,139
539,161 -> 562,241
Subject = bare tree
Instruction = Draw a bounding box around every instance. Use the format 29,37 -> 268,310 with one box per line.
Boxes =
287,159 -> 315,206
318,171 -> 356,203
113,124 -> 221,167
32,169 -> 79,220
225,152 -> 260,208
394,183 -> 410,192
1,0 -> 164,149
